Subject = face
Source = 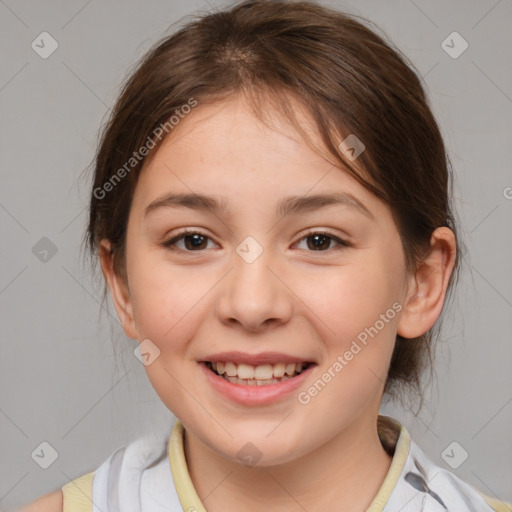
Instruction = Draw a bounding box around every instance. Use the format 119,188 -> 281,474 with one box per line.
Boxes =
105,95 -> 414,466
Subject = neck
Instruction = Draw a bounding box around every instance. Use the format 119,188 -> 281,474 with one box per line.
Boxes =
183,414 -> 393,512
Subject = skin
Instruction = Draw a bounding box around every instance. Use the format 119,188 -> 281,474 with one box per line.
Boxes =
99,94 -> 457,511
16,490 -> 62,512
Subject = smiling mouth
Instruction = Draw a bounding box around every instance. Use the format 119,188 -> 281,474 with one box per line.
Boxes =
204,361 -> 314,386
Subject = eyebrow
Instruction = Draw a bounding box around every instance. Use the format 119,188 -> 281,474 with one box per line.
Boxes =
144,192 -> 374,220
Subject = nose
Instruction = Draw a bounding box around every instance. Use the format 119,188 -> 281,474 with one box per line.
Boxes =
215,245 -> 293,333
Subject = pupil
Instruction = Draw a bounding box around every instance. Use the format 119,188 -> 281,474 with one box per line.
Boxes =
185,234 -> 207,250
308,234 -> 329,251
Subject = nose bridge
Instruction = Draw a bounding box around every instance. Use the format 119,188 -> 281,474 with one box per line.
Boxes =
216,235 -> 292,331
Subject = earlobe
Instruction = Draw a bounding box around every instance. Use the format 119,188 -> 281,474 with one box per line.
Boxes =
98,240 -> 139,339
397,227 -> 457,339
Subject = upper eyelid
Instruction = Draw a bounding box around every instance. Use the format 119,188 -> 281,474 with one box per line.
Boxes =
164,229 -> 349,249
163,229 -> 217,247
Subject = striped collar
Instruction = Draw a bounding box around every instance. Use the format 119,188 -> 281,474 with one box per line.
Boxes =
168,415 -> 410,512
168,415 -> 505,511
62,414 -> 509,511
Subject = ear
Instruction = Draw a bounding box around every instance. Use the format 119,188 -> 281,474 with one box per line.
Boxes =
99,239 -> 139,340
397,227 -> 457,339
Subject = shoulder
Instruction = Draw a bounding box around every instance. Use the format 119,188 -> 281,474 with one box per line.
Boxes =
404,436 -> 511,512
378,419 -> 512,512
16,468 -> 96,512
16,489 -> 62,512
478,493 -> 512,512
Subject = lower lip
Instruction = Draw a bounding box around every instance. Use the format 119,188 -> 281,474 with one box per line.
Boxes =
200,362 -> 315,406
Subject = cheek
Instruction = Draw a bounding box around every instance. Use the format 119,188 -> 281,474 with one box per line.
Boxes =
129,250 -> 215,334
294,257 -> 401,343
126,253 -> 208,347
125,256 -> 212,417
296,275 -> 398,432
294,255 -> 401,396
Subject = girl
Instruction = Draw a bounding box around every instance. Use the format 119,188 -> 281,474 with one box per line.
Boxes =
20,0 -> 511,510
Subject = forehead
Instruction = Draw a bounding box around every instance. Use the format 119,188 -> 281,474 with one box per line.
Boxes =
132,95 -> 388,223
156,94 -> 325,164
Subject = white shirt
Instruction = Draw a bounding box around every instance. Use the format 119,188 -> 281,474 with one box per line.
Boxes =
61,415 -> 510,511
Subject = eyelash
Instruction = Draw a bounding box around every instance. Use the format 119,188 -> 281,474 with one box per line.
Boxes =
161,229 -> 350,253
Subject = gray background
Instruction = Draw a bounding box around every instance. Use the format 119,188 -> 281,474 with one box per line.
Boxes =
1,0 -> 511,509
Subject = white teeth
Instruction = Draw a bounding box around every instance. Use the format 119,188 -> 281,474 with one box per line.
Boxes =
225,362 -> 237,377
223,374 -> 297,385
285,363 -> 296,376
237,363 -> 255,379
272,363 -> 286,378
254,364 -> 273,380
209,361 -> 309,383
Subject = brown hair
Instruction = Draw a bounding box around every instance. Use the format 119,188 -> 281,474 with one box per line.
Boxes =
85,0 -> 462,407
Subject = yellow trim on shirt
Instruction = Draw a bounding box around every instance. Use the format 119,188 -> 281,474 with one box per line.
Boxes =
62,471 -> 94,512
479,492 -> 512,512
366,416 -> 410,511
169,420 -> 207,512
169,416 -> 408,512
62,417 -> 511,512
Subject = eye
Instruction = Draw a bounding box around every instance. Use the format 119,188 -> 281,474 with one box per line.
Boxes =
161,229 -> 350,253
295,231 -> 349,252
162,230 -> 217,251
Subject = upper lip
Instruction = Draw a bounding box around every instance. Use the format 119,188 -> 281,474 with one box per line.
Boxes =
200,351 -> 315,366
